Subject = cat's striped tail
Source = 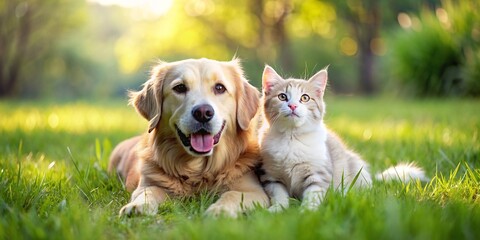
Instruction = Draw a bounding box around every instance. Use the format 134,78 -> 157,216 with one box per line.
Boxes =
375,163 -> 429,183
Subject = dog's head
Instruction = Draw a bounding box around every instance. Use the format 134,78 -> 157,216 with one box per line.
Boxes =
129,58 -> 259,157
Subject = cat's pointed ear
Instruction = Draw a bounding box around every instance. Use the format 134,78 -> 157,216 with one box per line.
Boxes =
262,65 -> 283,95
308,67 -> 328,97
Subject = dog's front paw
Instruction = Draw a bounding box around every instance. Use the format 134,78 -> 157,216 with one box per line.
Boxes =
119,201 -> 158,217
205,202 -> 239,218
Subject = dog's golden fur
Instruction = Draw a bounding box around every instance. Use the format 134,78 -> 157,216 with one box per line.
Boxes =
109,58 -> 268,217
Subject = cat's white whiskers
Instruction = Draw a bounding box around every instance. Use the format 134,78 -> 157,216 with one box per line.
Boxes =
267,113 -> 281,128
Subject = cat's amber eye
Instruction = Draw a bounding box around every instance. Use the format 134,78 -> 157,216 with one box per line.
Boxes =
278,93 -> 288,101
300,94 -> 310,102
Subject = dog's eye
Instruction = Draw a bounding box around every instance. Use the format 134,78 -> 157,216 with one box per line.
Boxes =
214,84 -> 226,94
300,94 -> 310,103
173,84 -> 188,94
278,93 -> 288,101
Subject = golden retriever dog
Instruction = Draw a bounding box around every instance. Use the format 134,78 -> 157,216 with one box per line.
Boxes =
109,58 -> 268,217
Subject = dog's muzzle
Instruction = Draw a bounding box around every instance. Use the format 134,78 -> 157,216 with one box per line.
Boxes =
175,121 -> 226,155
175,104 -> 226,155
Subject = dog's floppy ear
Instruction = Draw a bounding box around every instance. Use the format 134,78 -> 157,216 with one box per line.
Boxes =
228,59 -> 260,131
129,62 -> 168,133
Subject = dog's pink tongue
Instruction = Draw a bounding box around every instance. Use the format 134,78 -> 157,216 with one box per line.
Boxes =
190,133 -> 214,153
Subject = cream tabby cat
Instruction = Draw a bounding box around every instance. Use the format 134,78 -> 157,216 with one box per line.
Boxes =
258,66 -> 426,212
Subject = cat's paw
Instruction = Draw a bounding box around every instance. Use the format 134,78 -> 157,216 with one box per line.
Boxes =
300,192 -> 323,212
268,203 -> 287,213
119,201 -> 158,217
300,200 -> 321,212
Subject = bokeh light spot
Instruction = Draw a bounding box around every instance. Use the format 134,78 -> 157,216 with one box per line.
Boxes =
48,113 -> 59,129
398,13 -> 412,29
363,129 -> 372,140
340,37 -> 357,56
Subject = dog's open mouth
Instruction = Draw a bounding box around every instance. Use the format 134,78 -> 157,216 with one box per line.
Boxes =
175,121 -> 226,155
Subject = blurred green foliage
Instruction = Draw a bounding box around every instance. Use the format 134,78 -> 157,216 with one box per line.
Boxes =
0,0 -> 87,97
388,0 -> 480,97
2,0 -> 479,98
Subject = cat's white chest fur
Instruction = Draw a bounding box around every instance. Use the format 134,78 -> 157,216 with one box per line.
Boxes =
261,124 -> 330,184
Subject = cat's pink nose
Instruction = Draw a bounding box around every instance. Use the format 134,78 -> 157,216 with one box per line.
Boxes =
288,104 -> 297,111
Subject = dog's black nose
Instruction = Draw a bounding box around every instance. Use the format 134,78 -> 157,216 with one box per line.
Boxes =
192,104 -> 215,123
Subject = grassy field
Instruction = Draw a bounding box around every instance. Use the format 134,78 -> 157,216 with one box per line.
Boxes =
0,97 -> 479,240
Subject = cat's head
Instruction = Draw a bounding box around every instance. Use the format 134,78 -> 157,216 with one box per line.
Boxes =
261,65 -> 328,130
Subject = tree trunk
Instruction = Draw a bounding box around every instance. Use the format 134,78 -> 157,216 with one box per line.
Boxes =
348,0 -> 380,95
272,0 -> 293,72
250,0 -> 267,50
0,75 -> 17,97
0,2 -> 31,97
358,44 -> 375,94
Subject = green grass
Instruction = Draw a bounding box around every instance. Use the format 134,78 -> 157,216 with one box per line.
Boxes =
1,97 -> 479,240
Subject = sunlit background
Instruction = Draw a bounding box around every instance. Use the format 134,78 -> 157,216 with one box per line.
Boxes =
1,2 -> 479,238
0,0 -> 478,98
